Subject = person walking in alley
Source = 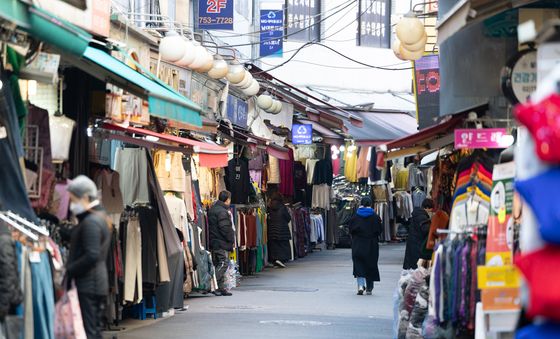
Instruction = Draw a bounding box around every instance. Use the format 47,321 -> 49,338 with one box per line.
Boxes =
403,198 -> 434,270
267,192 -> 292,268
208,190 -> 235,296
66,175 -> 110,339
349,197 -> 382,295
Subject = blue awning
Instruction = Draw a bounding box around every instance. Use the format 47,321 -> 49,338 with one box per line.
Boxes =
75,47 -> 202,126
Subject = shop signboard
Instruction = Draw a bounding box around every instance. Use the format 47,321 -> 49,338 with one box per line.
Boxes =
292,124 -> 312,145
286,0 -> 321,42
259,8 -> 284,57
487,162 -> 515,265
413,54 -> 440,128
357,0 -> 391,48
198,0 -> 234,30
226,95 -> 248,128
454,128 -> 509,149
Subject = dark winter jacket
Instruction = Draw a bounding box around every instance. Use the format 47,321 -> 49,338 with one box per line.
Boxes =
267,200 -> 292,240
66,206 -> 111,296
403,207 -> 431,270
208,200 -> 235,251
0,222 -> 23,319
349,207 -> 382,281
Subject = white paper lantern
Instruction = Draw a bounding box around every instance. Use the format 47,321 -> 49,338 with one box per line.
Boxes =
234,71 -> 252,88
189,44 -> 209,69
160,31 -> 185,63
402,31 -> 427,52
271,100 -> 283,114
243,80 -> 260,96
239,72 -> 254,89
257,94 -> 274,110
399,44 -> 424,61
392,39 -> 405,60
396,12 -> 425,45
207,55 -> 229,79
195,52 -> 214,73
175,38 -> 196,67
227,62 -> 245,84
267,100 -> 280,113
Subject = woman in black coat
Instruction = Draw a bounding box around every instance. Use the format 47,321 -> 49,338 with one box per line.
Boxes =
403,198 -> 434,270
349,197 -> 383,295
267,192 -> 292,268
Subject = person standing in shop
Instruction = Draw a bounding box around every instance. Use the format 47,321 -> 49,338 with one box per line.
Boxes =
267,192 -> 292,268
65,175 -> 110,339
349,197 -> 382,295
403,198 -> 434,270
208,190 -> 235,296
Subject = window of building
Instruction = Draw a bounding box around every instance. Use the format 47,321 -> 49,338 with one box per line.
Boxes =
286,0 -> 321,42
357,0 -> 391,48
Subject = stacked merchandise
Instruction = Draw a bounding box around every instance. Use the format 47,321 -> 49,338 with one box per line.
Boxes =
512,85 -> 560,336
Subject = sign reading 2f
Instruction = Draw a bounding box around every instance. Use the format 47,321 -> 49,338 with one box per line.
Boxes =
198,0 -> 234,30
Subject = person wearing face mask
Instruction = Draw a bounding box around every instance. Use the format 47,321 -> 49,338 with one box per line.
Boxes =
65,175 -> 110,339
403,198 -> 434,270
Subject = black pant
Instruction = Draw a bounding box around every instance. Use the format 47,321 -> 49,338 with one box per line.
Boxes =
212,250 -> 228,290
78,293 -> 105,339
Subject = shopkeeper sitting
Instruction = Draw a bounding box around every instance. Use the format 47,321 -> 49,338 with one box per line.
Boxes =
66,176 -> 111,339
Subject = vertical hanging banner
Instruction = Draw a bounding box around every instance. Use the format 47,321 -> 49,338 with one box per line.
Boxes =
413,54 -> 440,129
198,0 -> 234,30
259,7 -> 284,57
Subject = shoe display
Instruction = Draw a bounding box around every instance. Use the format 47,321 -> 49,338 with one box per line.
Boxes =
275,260 -> 287,268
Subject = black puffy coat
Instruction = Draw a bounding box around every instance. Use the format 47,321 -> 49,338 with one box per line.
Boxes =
66,206 -> 111,296
403,207 -> 431,270
208,201 -> 235,251
0,222 -> 23,319
267,200 -> 292,240
349,207 -> 382,281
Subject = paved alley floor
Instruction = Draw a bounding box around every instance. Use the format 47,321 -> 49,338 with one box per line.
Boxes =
113,243 -> 405,339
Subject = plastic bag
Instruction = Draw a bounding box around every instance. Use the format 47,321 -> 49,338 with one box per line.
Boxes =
398,268 -> 429,339
223,259 -> 240,291
406,283 -> 429,339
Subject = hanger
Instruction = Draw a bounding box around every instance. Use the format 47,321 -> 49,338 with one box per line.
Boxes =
0,214 -> 39,241
4,211 -> 49,236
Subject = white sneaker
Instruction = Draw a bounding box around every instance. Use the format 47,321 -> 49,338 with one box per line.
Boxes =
275,260 -> 287,268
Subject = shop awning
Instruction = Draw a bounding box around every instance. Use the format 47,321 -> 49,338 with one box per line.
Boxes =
69,47 -> 202,126
345,110 -> 418,146
0,0 -> 31,29
437,0 -> 540,44
103,123 -> 227,159
386,111 -> 470,150
10,5 -> 202,126
267,144 -> 290,160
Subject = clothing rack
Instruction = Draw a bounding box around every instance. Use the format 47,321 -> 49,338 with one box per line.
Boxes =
1,211 -> 49,236
0,213 -> 39,241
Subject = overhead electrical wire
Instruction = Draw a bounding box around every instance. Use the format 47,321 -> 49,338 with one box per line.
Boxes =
209,0 -> 357,48
209,0 -> 356,38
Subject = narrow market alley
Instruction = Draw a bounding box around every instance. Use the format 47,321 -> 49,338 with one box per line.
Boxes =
112,244 -> 404,339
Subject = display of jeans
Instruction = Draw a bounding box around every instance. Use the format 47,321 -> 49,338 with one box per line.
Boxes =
31,251 -> 55,339
113,147 -> 150,206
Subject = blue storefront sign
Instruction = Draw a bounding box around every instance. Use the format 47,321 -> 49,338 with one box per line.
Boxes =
198,0 -> 234,30
226,94 -> 248,128
292,124 -> 312,145
259,9 -> 283,57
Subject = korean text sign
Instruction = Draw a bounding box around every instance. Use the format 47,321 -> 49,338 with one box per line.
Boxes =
292,124 -> 312,145
259,9 -> 283,57
198,0 -> 234,30
454,128 -> 509,149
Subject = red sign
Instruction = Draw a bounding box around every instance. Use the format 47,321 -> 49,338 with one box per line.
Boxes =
454,128 -> 510,149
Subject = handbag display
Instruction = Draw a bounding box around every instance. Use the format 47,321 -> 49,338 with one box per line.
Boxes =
54,281 -> 86,339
